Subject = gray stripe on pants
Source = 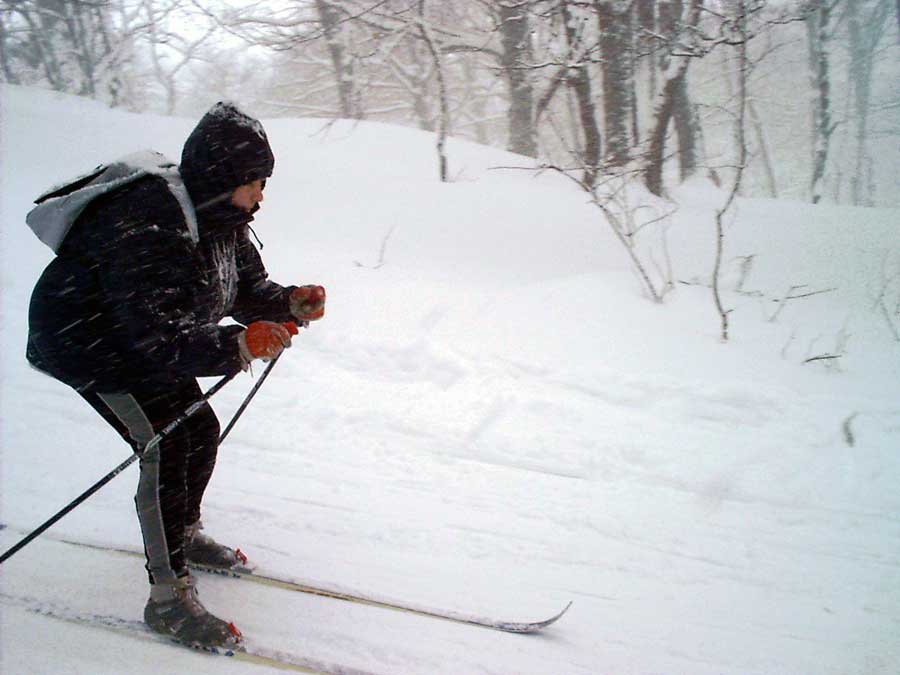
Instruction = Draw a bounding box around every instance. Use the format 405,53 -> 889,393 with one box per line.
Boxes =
97,392 -> 177,584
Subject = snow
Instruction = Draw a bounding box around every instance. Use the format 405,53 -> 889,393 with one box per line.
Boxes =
1,84 -> 899,674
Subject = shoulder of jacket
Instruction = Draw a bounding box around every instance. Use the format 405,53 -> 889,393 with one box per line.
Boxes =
96,174 -> 180,217
83,176 -> 197,247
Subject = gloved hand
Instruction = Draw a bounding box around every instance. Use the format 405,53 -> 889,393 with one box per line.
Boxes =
238,321 -> 298,364
290,285 -> 326,322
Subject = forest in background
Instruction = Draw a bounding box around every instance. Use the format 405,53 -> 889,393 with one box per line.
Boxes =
1,0 -> 898,207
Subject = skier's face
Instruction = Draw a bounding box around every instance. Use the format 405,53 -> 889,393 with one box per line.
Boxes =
231,179 -> 265,213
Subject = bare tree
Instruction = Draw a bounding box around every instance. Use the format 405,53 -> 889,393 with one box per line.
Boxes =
844,0 -> 892,206
496,0 -> 538,157
2,1 -> 66,90
6,0 -> 895,211
560,0 -> 602,187
314,0 -> 364,119
142,0 -> 216,114
805,0 -> 835,204
0,0 -> 130,99
0,10 -> 21,84
643,0 -> 703,196
417,0 -> 449,180
0,0 -> 208,110
896,0 -> 899,38
712,1 -> 752,341
595,0 -> 634,168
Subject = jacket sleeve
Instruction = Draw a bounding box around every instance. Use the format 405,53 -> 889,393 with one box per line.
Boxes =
90,180 -> 245,380
230,227 -> 297,325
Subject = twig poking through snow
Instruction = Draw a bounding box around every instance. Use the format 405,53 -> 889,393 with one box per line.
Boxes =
842,413 -> 859,447
768,284 -> 837,322
803,353 -> 843,365
354,224 -> 397,269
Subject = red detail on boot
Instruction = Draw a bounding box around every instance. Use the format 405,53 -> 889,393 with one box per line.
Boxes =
228,622 -> 243,641
235,548 -> 248,565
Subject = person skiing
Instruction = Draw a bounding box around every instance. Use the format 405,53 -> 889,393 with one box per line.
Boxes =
25,102 -> 326,648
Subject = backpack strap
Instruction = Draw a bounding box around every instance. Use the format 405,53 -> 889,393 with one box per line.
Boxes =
26,150 -> 199,253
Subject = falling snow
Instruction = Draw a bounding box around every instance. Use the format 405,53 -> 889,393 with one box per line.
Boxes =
1,85 -> 899,675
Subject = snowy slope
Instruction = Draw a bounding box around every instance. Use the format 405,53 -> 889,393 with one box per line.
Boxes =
1,85 -> 899,675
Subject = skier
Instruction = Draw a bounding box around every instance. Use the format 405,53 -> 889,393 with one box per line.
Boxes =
25,102 -> 326,648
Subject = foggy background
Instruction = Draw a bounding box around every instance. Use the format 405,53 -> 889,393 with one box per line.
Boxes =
1,0 -> 898,206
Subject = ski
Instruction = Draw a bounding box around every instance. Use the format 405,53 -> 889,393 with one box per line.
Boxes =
191,562 -> 573,634
2,593 -> 382,675
2,526 -> 571,633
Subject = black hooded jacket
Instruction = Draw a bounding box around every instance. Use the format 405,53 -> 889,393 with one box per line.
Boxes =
27,103 -> 295,393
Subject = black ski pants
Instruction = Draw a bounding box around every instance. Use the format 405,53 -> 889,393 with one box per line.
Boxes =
79,380 -> 220,584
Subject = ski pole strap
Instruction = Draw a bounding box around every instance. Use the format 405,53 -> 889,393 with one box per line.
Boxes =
0,370 -> 238,566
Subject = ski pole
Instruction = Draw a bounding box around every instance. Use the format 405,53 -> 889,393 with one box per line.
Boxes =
0,370 -> 237,565
218,351 -> 281,443
218,320 -> 304,443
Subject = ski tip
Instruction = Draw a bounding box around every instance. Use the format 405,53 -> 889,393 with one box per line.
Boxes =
530,600 -> 573,631
549,600 -> 573,623
496,600 -> 573,633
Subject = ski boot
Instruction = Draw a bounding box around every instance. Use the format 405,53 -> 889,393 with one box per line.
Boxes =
144,574 -> 242,649
184,520 -> 248,569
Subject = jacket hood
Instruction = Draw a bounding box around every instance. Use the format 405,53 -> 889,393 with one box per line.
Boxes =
179,102 -> 274,219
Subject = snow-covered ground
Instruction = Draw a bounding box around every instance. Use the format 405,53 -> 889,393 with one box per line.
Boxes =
1,85 -> 898,674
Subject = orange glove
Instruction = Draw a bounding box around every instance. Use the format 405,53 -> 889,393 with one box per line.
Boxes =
239,321 -> 298,363
290,285 -> 326,322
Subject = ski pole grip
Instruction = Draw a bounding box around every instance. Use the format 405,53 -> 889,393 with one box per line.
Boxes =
284,320 -> 310,333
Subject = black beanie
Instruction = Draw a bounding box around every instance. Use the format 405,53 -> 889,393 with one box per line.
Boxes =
180,102 -> 275,209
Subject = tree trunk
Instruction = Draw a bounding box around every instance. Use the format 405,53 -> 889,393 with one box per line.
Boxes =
19,6 -> 63,90
67,3 -> 97,97
315,0 -> 361,119
712,2 -> 750,342
418,0 -> 450,181
637,0 -> 658,105
398,41 -> 434,131
635,0 -> 655,37
806,2 -> 833,205
660,1 -> 698,181
643,0 -> 700,195
94,4 -> 120,106
644,65 -> 688,195
671,77 -> 697,179
498,1 -> 537,157
0,15 -> 21,84
749,99 -> 778,197
846,0 -> 889,206
462,56 -> 489,145
561,0 -> 601,187
595,1 -> 633,168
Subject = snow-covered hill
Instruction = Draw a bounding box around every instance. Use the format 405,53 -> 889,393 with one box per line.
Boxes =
1,84 -> 898,674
